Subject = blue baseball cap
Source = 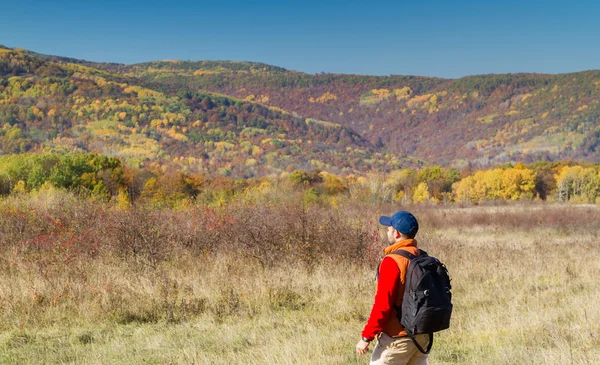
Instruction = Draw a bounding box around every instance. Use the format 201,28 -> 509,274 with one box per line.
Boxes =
379,210 -> 419,237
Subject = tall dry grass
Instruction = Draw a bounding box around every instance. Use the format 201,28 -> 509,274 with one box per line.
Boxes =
1,186 -> 599,364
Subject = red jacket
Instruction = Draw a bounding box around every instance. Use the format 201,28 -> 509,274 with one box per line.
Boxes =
361,239 -> 420,341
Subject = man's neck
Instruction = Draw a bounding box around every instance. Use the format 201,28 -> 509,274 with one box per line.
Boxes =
384,238 -> 417,254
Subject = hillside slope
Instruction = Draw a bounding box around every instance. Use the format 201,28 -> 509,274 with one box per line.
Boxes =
2,45 -> 600,175
126,60 -> 600,167
1,47 -> 416,177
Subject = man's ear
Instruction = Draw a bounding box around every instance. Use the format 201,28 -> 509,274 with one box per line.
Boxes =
394,229 -> 402,239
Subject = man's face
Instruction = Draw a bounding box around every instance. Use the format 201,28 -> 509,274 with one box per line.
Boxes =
387,226 -> 398,244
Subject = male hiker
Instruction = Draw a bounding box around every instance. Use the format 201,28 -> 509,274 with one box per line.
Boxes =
355,210 -> 430,365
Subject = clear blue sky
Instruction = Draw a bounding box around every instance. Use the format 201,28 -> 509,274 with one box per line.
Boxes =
1,0 -> 599,78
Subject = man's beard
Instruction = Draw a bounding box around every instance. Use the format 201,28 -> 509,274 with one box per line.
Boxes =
387,233 -> 395,244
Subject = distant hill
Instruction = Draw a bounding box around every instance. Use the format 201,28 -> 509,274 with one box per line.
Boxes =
124,60 -> 600,167
2,45 -> 600,176
1,47 -> 406,178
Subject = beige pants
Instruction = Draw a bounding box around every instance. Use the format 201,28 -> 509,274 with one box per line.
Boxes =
370,333 -> 429,365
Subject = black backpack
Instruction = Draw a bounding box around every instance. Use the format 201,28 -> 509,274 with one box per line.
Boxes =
389,249 -> 452,354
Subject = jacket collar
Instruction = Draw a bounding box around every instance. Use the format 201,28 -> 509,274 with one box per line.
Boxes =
383,238 -> 417,255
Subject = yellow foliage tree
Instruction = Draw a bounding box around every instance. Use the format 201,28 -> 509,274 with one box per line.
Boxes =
393,87 -> 413,100
316,92 -> 338,103
500,168 -> 536,200
554,166 -> 600,202
453,176 -> 474,202
482,169 -> 504,199
12,180 -> 28,194
115,188 -> 130,210
453,167 -> 536,202
407,93 -> 433,109
321,172 -> 347,195
413,182 -> 430,204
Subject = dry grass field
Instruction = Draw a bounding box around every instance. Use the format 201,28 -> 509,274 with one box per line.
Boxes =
1,188 -> 599,364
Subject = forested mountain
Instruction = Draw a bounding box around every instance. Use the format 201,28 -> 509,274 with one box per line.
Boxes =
124,59 -> 600,167
1,46 -> 409,177
1,45 -> 600,177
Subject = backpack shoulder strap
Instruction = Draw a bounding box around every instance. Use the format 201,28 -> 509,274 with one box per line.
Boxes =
389,249 -> 417,260
378,248 -> 423,281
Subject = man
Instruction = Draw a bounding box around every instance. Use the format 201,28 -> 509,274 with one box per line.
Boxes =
356,210 -> 430,365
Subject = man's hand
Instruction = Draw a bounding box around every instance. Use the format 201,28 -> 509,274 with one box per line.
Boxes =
355,338 -> 370,355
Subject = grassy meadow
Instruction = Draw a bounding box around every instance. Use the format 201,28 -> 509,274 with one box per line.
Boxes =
1,186 -> 599,364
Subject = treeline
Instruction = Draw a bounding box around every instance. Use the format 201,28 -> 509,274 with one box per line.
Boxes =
2,153 -> 599,206
366,161 -> 600,204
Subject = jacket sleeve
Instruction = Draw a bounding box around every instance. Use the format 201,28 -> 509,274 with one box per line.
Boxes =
361,256 -> 400,340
